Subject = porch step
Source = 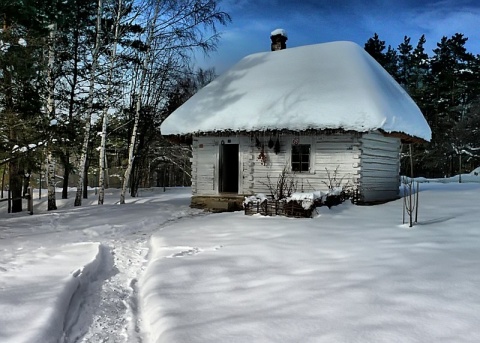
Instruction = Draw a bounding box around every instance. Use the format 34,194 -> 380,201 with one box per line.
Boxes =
191,195 -> 244,212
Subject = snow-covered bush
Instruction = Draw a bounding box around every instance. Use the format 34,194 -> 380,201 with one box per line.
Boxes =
243,193 -> 268,207
260,166 -> 297,200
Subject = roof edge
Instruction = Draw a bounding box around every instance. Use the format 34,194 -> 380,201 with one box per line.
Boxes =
163,129 -> 429,145
379,130 -> 429,144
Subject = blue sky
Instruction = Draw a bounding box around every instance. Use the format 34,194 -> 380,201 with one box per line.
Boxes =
196,0 -> 480,73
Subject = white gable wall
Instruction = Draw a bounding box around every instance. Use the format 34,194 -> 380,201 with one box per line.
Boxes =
358,131 -> 402,202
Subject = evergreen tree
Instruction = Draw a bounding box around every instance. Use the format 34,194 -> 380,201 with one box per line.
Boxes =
384,45 -> 399,79
364,33 -> 386,65
424,34 -> 475,176
54,0 -> 98,199
0,0 -> 51,212
397,36 -> 413,89
365,33 -> 398,79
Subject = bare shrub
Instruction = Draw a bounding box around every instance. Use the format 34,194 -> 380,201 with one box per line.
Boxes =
261,166 -> 297,200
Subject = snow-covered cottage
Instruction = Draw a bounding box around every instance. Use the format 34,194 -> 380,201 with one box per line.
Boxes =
161,30 -> 432,210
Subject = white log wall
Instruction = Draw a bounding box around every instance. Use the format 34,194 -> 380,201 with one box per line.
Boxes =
192,133 -> 363,198
358,131 -> 401,202
192,131 -> 402,202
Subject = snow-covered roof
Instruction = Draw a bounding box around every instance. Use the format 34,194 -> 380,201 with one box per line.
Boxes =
271,28 -> 287,38
161,41 -> 431,141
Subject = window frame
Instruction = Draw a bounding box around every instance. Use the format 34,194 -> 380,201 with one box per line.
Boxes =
291,143 -> 311,173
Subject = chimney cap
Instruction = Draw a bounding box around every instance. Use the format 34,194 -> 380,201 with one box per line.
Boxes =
270,28 -> 288,39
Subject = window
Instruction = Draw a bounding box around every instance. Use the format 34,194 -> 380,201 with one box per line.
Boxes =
291,144 -> 310,172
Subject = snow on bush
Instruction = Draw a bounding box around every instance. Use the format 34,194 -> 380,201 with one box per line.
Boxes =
245,187 -> 346,211
243,193 -> 268,207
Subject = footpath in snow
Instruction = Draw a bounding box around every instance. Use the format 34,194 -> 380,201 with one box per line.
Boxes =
0,187 -> 198,343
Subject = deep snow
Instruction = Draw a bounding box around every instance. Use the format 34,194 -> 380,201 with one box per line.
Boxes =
0,188 -> 202,343
1,177 -> 480,342
160,41 -> 431,141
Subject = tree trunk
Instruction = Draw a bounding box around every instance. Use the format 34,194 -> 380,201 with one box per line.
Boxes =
9,160 -> 22,213
23,170 -> 31,196
120,3 -> 160,204
83,162 -> 89,199
63,8 -> 81,200
62,157 -> 69,199
46,151 -> 57,210
46,23 -> 57,211
98,0 -> 122,205
1,166 -> 5,198
4,16 -> 21,212
75,0 -> 103,206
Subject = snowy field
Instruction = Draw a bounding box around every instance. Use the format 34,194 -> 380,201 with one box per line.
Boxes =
1,175 -> 480,342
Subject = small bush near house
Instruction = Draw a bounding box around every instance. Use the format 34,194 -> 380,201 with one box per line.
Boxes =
245,166 -> 354,218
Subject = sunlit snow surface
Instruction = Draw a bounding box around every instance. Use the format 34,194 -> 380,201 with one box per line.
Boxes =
160,41 -> 431,141
2,177 -> 480,342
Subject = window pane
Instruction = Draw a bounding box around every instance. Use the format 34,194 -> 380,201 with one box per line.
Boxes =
300,145 -> 309,154
291,144 -> 310,172
292,153 -> 300,164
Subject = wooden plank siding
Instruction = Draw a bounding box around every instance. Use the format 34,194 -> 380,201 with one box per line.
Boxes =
192,130 -> 401,204
192,137 -> 218,195
191,133 -> 363,197
358,131 -> 401,202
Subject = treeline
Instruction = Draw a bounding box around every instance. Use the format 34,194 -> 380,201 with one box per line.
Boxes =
364,33 -> 480,177
0,0 -> 229,212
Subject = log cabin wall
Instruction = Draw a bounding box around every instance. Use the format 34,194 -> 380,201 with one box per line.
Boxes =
192,132 -> 363,199
248,132 -> 360,197
358,131 -> 402,202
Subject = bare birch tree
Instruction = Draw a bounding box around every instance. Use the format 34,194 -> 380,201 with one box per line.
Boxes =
74,0 -> 104,206
98,0 -> 124,204
46,22 -> 58,211
119,0 -> 230,203
119,2 -> 160,204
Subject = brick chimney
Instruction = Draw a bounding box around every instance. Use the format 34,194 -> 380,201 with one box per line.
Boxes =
270,29 -> 288,51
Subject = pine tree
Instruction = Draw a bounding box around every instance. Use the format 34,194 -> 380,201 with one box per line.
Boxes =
365,33 -> 398,79
1,0 -> 51,212
74,0 -> 104,206
397,36 -> 413,89
422,34 -> 475,176
384,45 -> 399,79
54,0 -> 98,199
364,33 -> 386,65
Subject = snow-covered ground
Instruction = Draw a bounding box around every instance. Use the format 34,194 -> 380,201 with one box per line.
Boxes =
0,187 -> 202,343
1,176 -> 480,342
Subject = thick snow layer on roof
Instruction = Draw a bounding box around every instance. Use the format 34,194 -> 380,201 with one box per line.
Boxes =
161,41 -> 431,141
271,28 -> 287,37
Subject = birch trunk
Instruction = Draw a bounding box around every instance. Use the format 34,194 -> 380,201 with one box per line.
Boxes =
46,152 -> 57,210
74,0 -> 103,206
46,23 -> 57,211
120,4 -> 160,204
98,0 -> 122,205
